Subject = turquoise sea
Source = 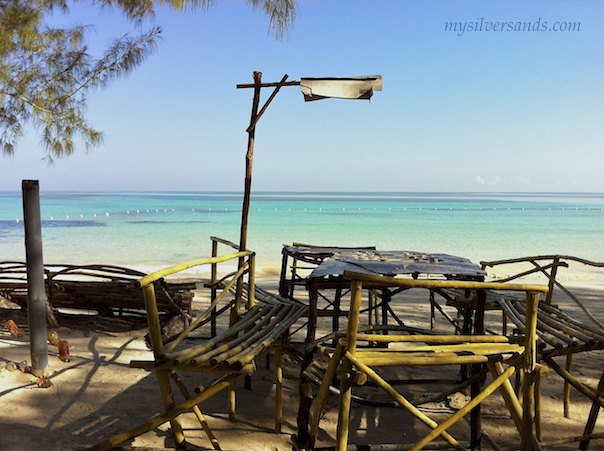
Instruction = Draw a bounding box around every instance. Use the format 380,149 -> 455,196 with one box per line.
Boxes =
1,191 -> 603,277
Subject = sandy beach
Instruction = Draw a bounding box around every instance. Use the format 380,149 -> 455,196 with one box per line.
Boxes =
1,273 -> 604,451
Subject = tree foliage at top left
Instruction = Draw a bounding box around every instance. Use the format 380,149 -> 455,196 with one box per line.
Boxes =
0,0 -> 162,160
0,0 -> 297,160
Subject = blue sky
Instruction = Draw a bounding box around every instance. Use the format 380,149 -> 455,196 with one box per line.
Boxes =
2,0 -> 603,192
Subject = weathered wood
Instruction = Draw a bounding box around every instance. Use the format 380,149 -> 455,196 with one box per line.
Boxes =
1,262 -> 194,317
579,367 -> 604,450
564,353 -> 573,418
98,244 -> 307,451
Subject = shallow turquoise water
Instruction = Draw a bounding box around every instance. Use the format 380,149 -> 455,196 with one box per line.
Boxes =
2,191 -> 603,275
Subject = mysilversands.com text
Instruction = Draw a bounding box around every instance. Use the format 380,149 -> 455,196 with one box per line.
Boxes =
446,18 -> 581,36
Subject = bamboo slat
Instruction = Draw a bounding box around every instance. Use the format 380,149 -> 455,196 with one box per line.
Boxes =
539,303 -> 604,342
210,305 -> 290,366
355,334 -> 509,344
130,360 -> 255,373
167,304 -> 265,362
355,353 -> 495,367
499,298 -> 567,350
227,306 -> 305,369
514,300 -> 578,347
354,343 -> 524,356
534,308 -> 595,345
166,261 -> 250,353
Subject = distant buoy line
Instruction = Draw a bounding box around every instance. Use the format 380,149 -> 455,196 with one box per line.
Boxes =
9,204 -> 603,222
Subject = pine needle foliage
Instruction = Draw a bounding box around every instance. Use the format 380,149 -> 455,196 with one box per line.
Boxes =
0,0 -> 296,160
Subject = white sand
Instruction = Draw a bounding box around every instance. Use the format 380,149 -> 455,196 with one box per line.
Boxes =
1,275 -> 604,451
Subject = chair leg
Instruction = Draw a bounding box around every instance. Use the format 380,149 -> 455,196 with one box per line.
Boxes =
488,362 -> 542,451
309,342 -> 345,446
335,357 -> 354,451
275,342 -> 283,433
535,370 -> 542,442
89,373 -> 244,451
579,367 -> 604,450
470,363 -> 483,450
157,369 -> 187,449
168,370 -> 222,450
430,290 -> 436,330
564,352 -> 573,418
229,381 -> 236,421
522,370 -> 536,450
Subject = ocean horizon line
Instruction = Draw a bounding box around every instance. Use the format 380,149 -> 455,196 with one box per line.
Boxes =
3,189 -> 604,195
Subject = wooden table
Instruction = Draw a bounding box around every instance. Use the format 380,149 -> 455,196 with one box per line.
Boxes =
285,247 -> 487,447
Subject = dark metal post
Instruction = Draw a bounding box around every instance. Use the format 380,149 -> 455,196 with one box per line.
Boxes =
22,180 -> 48,377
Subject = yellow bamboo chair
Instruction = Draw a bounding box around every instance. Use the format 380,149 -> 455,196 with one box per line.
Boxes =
308,271 -> 549,451
89,244 -> 306,451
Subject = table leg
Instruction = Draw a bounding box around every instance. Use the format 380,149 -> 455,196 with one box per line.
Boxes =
381,288 -> 389,330
333,287 -> 342,334
278,252 -> 289,298
470,290 -> 487,450
296,282 -> 318,447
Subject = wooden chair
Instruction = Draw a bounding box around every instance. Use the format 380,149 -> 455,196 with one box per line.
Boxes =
89,238 -> 306,451
481,255 -> 604,426
307,271 -> 549,451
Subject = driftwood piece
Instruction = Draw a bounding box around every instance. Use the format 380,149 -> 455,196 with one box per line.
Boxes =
0,262 -> 194,317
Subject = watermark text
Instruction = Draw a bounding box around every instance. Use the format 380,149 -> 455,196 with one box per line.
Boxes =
446,18 -> 581,36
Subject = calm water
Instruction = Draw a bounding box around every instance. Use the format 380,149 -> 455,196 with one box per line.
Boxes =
2,191 -> 603,276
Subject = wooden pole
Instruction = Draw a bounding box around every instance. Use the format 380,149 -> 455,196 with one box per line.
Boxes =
545,257 -> 560,305
211,239 -> 218,337
22,180 -> 49,377
239,71 -> 262,253
236,71 -> 263,317
521,291 -> 540,451
335,279 -> 363,451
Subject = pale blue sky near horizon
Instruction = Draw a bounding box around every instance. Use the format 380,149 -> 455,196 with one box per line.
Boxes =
1,0 -> 603,193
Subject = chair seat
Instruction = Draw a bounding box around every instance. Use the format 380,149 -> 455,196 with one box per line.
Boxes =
131,299 -> 305,372
88,243 -> 307,451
